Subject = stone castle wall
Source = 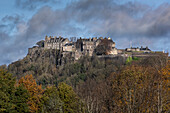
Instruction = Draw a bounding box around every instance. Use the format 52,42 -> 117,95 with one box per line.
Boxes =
33,36 -> 165,61
43,36 -> 118,60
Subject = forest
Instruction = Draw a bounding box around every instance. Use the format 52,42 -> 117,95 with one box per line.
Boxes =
0,53 -> 169,113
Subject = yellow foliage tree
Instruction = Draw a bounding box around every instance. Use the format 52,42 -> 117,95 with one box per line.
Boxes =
18,75 -> 44,113
112,61 -> 170,113
158,61 -> 170,113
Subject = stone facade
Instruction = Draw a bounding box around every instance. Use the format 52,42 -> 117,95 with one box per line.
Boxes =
126,47 -> 140,52
125,46 -> 151,53
43,36 -> 118,60
76,38 -> 98,56
62,43 -> 75,52
27,35 -> 168,63
44,36 -> 69,50
27,35 -> 167,64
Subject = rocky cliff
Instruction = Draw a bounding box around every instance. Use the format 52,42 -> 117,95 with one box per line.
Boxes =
7,45 -> 126,87
8,47 -> 74,82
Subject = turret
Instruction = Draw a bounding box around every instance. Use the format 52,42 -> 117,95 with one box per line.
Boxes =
89,37 -> 91,41
45,35 -> 48,41
146,46 -> 148,49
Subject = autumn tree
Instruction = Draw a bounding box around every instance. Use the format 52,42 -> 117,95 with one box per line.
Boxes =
110,60 -> 169,113
18,74 -> 44,113
111,65 -> 152,112
77,77 -> 114,113
95,38 -> 114,55
142,55 -> 169,113
157,61 -> 170,113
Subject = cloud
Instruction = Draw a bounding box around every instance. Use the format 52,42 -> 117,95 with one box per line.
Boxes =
67,0 -> 170,38
28,0 -> 170,49
15,0 -> 59,10
0,0 -> 170,65
0,6 -> 83,65
0,14 -> 24,34
2,14 -> 22,24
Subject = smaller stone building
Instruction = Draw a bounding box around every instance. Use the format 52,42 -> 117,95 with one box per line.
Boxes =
140,46 -> 151,53
126,47 -> 140,52
125,46 -> 151,53
44,36 -> 69,50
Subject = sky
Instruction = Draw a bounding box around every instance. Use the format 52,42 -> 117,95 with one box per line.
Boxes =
0,0 -> 170,65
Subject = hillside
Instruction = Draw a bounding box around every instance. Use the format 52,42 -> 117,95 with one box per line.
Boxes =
1,0 -> 170,112
2,38 -> 169,113
8,47 -> 126,85
0,44 -> 168,112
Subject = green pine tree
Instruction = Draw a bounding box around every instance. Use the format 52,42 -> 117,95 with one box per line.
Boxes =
0,69 -> 30,113
0,69 -> 16,112
57,82 -> 85,113
12,85 -> 30,113
41,86 -> 63,113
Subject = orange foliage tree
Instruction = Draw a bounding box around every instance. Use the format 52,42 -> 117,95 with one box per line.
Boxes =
18,75 -> 44,113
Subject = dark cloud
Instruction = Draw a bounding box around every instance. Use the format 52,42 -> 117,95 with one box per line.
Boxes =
15,0 -> 59,10
67,0 -> 170,38
0,0 -> 170,65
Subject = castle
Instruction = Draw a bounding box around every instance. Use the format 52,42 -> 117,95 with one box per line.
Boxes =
28,36 -> 166,61
43,36 -> 118,60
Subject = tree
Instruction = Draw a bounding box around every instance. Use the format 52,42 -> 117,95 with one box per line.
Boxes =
95,38 -> 113,55
110,61 -> 170,113
41,86 -> 63,113
36,40 -> 44,47
111,64 -> 156,112
57,82 -> 85,113
0,69 -> 16,112
12,85 -> 30,113
18,74 -> 44,113
125,56 -> 133,64
157,61 -> 170,113
0,69 -> 29,113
